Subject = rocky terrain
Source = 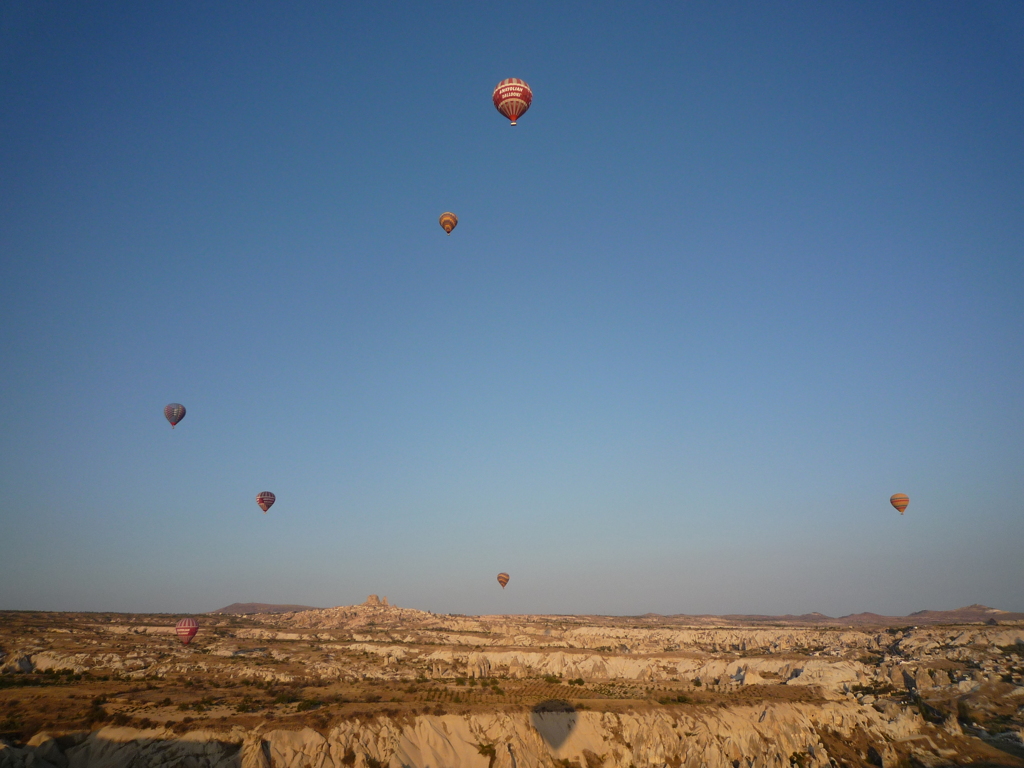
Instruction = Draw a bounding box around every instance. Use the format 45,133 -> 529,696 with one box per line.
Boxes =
1,600 -> 1022,768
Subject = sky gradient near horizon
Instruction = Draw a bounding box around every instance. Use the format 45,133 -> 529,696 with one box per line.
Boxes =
2,2 -> 1023,617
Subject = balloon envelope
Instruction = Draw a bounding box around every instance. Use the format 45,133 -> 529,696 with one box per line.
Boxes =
257,492 -> 276,513
439,212 -> 458,235
890,493 -> 910,515
493,79 -> 532,125
497,572 -> 510,589
164,403 -> 186,428
175,618 -> 199,645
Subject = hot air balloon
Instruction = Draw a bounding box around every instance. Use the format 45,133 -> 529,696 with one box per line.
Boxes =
890,494 -> 909,515
256,492 -> 276,513
164,403 -> 186,428
175,618 -> 199,646
493,78 -> 532,126
497,572 -> 510,589
439,212 -> 458,235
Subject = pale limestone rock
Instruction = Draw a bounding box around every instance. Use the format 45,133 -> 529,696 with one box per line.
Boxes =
913,668 -> 933,690
30,652 -> 87,675
241,732 -> 271,768
25,733 -> 67,768
264,728 -> 329,767
63,726 -> 241,768
391,716 -> 489,768
0,653 -> 34,674
467,652 -> 491,678
942,715 -> 962,736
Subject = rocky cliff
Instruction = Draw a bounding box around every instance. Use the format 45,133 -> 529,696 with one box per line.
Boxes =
0,698 -> 1003,768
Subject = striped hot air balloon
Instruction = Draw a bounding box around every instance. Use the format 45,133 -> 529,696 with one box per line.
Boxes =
890,493 -> 909,515
164,403 -> 186,428
492,78 -> 532,126
175,618 -> 199,645
497,572 -> 510,589
439,212 -> 458,235
256,492 -> 276,513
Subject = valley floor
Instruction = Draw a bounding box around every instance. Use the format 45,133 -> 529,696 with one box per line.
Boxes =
1,605 -> 1022,768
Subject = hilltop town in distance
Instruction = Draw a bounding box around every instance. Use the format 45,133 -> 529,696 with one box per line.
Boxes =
1,599 -> 1022,767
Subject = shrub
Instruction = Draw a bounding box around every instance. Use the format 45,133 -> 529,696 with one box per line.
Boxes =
235,695 -> 259,713
658,695 -> 692,705
297,699 -> 322,712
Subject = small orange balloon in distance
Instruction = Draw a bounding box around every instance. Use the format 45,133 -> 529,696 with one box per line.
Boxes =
439,212 -> 458,235
497,572 -> 510,589
890,493 -> 909,515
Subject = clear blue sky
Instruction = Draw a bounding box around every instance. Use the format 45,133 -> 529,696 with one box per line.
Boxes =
2,2 -> 1022,617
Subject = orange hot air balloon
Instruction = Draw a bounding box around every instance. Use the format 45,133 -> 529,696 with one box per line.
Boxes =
890,493 -> 910,515
439,212 -> 458,235
493,78 -> 532,126
497,572 -> 510,589
256,492 -> 276,513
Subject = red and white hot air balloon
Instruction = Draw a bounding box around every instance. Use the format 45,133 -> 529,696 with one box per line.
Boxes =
175,618 -> 199,646
257,492 -> 276,513
492,79 -> 532,126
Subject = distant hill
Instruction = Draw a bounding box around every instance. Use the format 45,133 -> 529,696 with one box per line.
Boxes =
903,604 -> 1015,623
783,605 -> 1024,626
210,603 -> 320,615
650,605 -> 1024,627
209,602 -> 1023,624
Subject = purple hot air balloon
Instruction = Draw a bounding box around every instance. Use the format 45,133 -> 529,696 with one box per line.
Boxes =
164,403 -> 186,428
